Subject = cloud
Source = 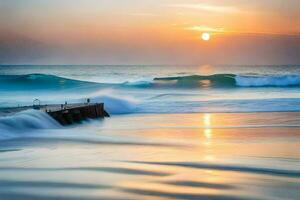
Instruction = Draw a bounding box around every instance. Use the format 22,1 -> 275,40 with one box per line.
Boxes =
185,26 -> 224,33
184,25 -> 300,37
169,3 -> 240,13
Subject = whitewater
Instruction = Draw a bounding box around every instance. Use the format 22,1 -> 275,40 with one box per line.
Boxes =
0,65 -> 300,200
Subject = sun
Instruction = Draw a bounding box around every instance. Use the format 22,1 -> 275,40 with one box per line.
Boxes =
201,33 -> 210,41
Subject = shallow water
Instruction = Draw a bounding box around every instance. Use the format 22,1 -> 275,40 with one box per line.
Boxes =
0,65 -> 300,199
0,112 -> 299,200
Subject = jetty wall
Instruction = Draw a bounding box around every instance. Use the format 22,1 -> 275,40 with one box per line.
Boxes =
46,103 -> 109,125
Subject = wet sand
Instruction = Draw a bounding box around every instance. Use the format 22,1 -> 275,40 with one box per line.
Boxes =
0,112 -> 299,200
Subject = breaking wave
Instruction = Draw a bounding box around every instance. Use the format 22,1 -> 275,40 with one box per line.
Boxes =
1,73 -> 300,91
151,74 -> 300,88
0,74 -> 99,91
235,75 -> 300,87
0,110 -> 61,140
88,94 -> 138,114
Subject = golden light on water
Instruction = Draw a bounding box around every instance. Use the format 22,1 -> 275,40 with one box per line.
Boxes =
203,114 -> 213,146
205,129 -> 212,139
198,64 -> 214,75
201,32 -> 210,41
204,114 -> 211,127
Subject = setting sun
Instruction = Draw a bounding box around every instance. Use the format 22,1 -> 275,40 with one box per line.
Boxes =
201,33 -> 211,41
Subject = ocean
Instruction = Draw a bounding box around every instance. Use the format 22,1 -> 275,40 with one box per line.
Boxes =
1,65 -> 300,113
0,65 -> 299,200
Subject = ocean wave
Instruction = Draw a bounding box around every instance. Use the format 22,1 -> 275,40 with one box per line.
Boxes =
0,110 -> 61,140
235,75 -> 300,87
123,80 -> 153,87
2,73 -> 300,91
0,74 -> 99,91
88,94 -> 138,114
152,74 -> 236,88
152,74 -> 300,88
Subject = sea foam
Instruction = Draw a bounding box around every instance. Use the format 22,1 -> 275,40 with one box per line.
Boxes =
235,75 -> 300,87
0,110 -> 61,140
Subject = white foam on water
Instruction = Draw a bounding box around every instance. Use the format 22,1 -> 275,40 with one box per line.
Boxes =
235,75 -> 300,87
0,110 -> 61,140
83,90 -> 139,114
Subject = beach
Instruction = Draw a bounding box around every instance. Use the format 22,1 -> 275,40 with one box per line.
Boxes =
0,112 -> 299,200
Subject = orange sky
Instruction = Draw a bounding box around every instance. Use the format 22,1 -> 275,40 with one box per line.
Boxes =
1,0 -> 300,64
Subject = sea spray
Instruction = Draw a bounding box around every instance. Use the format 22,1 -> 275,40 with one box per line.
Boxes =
235,75 -> 300,87
85,90 -> 139,114
0,110 -> 61,140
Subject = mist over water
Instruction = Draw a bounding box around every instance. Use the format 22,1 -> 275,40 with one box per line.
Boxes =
0,65 -> 300,200
0,112 -> 299,200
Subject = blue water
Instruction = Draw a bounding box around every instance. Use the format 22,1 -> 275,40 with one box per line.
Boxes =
1,65 -> 300,200
0,65 -> 300,113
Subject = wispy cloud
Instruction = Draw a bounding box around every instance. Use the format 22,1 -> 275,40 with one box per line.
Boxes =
185,26 -> 224,33
169,3 -> 240,13
185,25 -> 300,37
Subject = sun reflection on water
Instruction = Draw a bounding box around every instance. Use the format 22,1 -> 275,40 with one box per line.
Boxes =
203,114 -> 213,146
204,113 -> 211,127
205,129 -> 212,139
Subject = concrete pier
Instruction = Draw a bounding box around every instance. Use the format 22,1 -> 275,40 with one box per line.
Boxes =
0,103 -> 110,126
46,103 -> 110,125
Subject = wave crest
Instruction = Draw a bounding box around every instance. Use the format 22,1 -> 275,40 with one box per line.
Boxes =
0,110 -> 61,140
1,73 -> 300,91
235,75 -> 300,87
0,74 -> 97,91
125,74 -> 300,88
153,74 -> 236,88
87,92 -> 138,114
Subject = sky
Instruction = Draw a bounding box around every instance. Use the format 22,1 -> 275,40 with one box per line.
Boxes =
0,0 -> 300,65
